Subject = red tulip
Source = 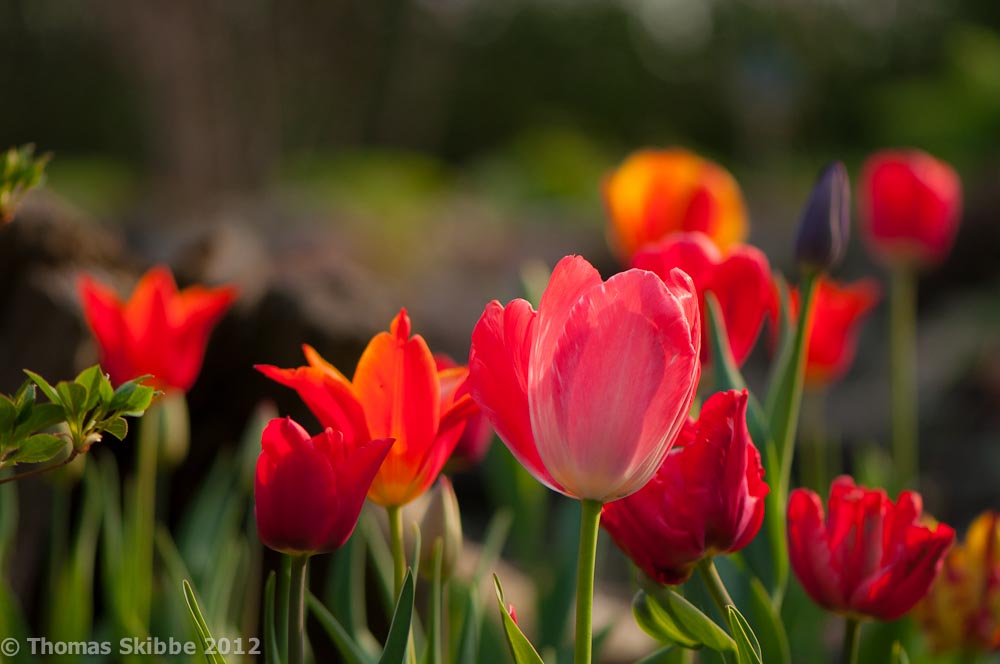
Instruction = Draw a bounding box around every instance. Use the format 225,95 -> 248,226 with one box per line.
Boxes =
468,255 -> 701,502
601,390 -> 768,584
633,232 -> 772,366
860,149 -> 962,267
435,354 -> 493,469
788,277 -> 880,387
78,266 -> 237,392
254,417 -> 393,555
256,310 -> 477,507
604,149 -> 749,260
787,476 -> 954,621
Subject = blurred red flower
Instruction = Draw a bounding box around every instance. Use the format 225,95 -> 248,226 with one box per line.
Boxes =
788,476 -> 954,621
254,417 -> 392,555
78,266 -> 237,392
603,148 -> 748,260
601,390 -> 768,584
777,276 -> 880,387
633,232 -> 772,366
860,149 -> 962,267
257,310 -> 477,507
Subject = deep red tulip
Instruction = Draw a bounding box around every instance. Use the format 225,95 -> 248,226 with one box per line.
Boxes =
468,255 -> 701,502
256,310 -> 477,507
601,390 -> 768,584
633,232 -> 772,366
78,266 -> 237,392
435,354 -> 493,469
254,417 -> 393,555
788,476 -> 954,621
860,149 -> 962,267
604,149 -> 748,260
788,277 -> 880,387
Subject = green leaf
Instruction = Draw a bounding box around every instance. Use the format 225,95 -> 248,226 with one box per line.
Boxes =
726,606 -> 762,664
890,641 -> 909,664
6,433 -> 65,465
307,593 -> 373,664
24,370 -> 60,405
182,579 -> 227,664
378,569 -> 415,664
75,365 -> 105,412
12,381 -> 35,419
264,572 -> 282,664
55,381 -> 87,419
452,585 -> 480,664
493,574 -> 544,664
109,378 -> 156,416
746,575 -> 790,664
13,403 -> 65,438
421,539 -> 444,664
102,417 -> 128,441
635,587 -> 737,654
0,397 -> 16,437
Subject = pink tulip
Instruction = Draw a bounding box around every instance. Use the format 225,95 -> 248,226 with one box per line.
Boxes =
468,255 -> 701,502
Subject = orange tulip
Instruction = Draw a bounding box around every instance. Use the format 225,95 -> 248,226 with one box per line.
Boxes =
78,266 -> 237,392
256,310 -> 477,507
604,148 -> 748,260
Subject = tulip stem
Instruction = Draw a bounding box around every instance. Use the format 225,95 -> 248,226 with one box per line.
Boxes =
842,617 -> 861,664
574,499 -> 602,664
387,505 -> 406,599
890,266 -> 918,490
696,557 -> 735,616
288,554 -> 309,664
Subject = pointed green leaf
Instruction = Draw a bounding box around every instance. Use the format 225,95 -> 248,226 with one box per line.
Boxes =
24,370 -> 60,405
307,592 -> 373,664
264,572 -> 282,664
422,539 -> 444,664
7,433 -> 65,464
14,403 -> 66,438
746,575 -> 790,664
56,381 -> 87,419
109,378 -> 156,416
633,590 -> 700,650
182,579 -> 227,664
0,398 -> 16,438
453,585 -> 480,664
378,569 -> 415,664
75,365 -> 104,412
103,417 -> 128,441
890,641 -> 909,664
726,606 -> 762,664
638,587 -> 737,654
493,575 -> 544,664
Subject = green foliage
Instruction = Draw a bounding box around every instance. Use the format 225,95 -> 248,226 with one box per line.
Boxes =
183,580 -> 227,664
493,575 -> 544,664
0,367 -> 155,477
0,144 -> 49,223
726,606 -> 763,664
633,585 -> 737,654
378,570 -> 416,664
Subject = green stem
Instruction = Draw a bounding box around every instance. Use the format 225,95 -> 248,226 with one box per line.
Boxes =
842,617 -> 861,664
890,266 -> 918,490
277,556 -> 291,657
387,505 -> 406,599
777,269 -> 818,500
574,499 -> 603,664
288,554 -> 309,664
800,388 -> 829,493
134,403 -> 162,630
696,557 -> 735,615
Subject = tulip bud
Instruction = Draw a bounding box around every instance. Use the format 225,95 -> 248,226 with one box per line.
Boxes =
795,161 -> 850,272
402,476 -> 463,581
152,391 -> 191,469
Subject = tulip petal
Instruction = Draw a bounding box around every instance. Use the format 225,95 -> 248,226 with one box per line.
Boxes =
255,364 -> 371,446
469,299 -> 563,492
78,275 -> 131,385
531,255 -> 603,377
787,488 -> 846,610
530,267 -> 700,500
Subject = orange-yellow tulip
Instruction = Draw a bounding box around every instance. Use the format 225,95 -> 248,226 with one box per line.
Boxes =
604,148 -> 748,260
257,310 -> 477,507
